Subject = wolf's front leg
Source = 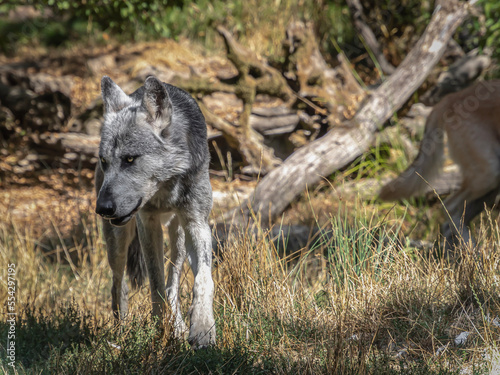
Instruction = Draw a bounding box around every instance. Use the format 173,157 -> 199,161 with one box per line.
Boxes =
166,215 -> 189,337
102,218 -> 136,320
137,212 -> 166,320
184,218 -> 216,347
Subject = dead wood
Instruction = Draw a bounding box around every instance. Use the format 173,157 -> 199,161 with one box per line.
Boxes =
283,22 -> 365,125
170,24 -> 366,174
226,0 -> 472,226
249,107 -> 299,135
190,26 -> 291,175
216,26 -> 293,103
346,0 -> 396,75
33,132 -> 100,158
173,75 -> 237,96
178,23 -> 366,175
0,78 -> 71,134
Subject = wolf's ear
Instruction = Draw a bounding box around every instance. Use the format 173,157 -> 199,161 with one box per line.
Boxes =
101,76 -> 132,113
142,76 -> 172,133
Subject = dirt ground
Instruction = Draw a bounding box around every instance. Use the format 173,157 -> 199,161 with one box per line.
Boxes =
0,38 -> 248,236
0,173 -> 260,238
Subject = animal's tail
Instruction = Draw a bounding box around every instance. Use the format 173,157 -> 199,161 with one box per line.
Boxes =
127,234 -> 147,289
379,108 -> 445,201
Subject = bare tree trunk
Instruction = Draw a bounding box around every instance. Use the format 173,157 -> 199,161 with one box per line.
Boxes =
229,0 -> 471,226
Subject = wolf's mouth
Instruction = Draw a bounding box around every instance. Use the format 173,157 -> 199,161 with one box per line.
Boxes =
109,198 -> 143,227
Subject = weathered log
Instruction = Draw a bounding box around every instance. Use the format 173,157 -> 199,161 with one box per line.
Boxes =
227,0 -> 472,226
33,132 -> 100,157
249,107 -> 299,135
173,75 -> 237,96
172,24 -> 364,173
0,131 -> 101,178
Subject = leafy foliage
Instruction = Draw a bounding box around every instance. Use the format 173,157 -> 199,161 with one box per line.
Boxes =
2,0 -> 499,68
458,0 -> 500,77
482,0 -> 500,51
40,0 -> 184,38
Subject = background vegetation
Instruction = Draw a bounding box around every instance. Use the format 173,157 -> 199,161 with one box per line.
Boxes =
2,201 -> 500,373
0,1 -> 494,63
1,0 -> 500,373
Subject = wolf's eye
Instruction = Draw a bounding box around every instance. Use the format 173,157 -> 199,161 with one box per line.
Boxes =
100,157 -> 106,164
125,156 -> 134,163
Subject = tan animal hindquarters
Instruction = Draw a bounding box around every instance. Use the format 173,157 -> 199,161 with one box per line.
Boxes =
379,80 -> 500,245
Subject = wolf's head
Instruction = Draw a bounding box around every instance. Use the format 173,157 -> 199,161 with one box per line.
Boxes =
95,76 -> 191,226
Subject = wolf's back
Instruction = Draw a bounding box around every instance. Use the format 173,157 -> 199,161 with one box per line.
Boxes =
166,83 -> 209,170
379,108 -> 445,201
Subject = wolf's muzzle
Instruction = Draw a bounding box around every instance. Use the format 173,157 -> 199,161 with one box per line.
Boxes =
108,198 -> 143,227
95,196 -> 116,218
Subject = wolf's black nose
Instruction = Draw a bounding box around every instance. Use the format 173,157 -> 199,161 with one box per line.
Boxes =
95,198 -> 116,218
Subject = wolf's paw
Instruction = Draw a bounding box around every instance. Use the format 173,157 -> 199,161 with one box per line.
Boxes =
173,320 -> 188,340
188,320 -> 216,349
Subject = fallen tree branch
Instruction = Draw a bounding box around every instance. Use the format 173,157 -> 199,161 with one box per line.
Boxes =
346,0 -> 396,75
199,102 -> 282,174
216,26 -> 293,103
227,0 -> 472,226
283,22 -> 365,124
213,26 -> 285,174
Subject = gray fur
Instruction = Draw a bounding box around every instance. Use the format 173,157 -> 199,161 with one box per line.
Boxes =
95,76 -> 215,347
127,234 -> 146,289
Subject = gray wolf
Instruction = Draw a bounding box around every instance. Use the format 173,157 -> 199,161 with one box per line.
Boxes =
95,75 -> 215,347
380,80 -> 500,247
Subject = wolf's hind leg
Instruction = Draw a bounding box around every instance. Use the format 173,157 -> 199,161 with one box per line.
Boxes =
183,217 -> 216,347
166,215 -> 189,338
103,218 -> 136,320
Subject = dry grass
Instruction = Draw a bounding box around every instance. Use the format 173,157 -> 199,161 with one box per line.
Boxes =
1,191 -> 500,373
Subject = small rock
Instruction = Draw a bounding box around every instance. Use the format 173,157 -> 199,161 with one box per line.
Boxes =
454,331 -> 470,346
435,344 -> 449,356
395,348 -> 408,358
